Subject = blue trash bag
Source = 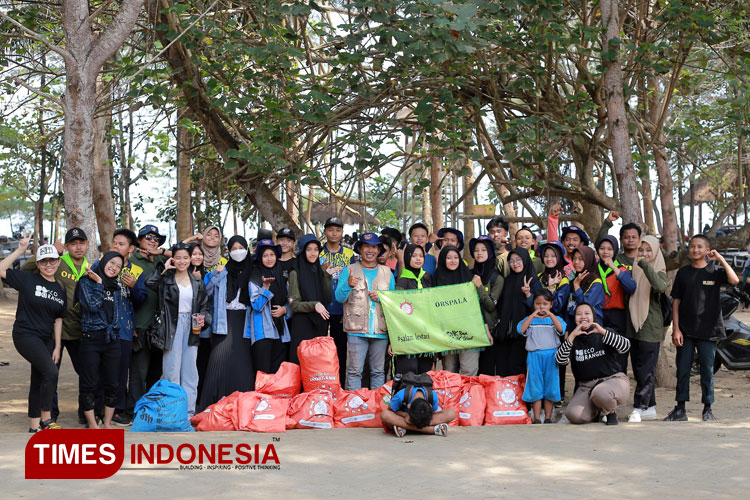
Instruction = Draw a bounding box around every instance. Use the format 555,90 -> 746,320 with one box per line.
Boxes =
131,379 -> 194,432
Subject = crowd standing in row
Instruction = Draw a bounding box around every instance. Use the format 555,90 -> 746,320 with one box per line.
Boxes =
0,207 -> 738,432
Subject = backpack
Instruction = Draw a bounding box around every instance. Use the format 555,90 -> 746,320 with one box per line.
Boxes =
391,372 -> 434,408
660,293 -> 673,327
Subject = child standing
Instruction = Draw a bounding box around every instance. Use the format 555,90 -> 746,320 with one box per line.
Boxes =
518,289 -> 566,423
666,235 -> 739,422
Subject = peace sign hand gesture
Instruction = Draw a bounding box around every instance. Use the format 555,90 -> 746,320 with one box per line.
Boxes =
521,276 -> 532,298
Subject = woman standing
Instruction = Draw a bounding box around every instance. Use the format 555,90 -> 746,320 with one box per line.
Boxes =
187,243 -> 212,402
485,248 -> 541,376
470,236 -> 503,329
146,243 -> 211,416
434,245 -> 478,376
288,234 -> 332,363
625,235 -> 668,423
76,251 -> 124,429
0,239 -> 65,432
393,243 -> 434,375
248,239 -> 291,375
198,235 -> 252,410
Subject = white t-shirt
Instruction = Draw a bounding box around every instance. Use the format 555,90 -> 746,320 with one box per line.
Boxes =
178,282 -> 193,313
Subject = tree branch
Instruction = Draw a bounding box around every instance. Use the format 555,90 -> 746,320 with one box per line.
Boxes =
0,9 -> 73,63
8,77 -> 62,106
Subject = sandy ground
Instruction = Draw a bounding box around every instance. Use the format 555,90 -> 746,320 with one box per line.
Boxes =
2,292 -> 750,497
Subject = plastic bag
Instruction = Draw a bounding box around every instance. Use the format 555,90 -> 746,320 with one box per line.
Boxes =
237,392 -> 289,433
334,389 -> 383,428
255,362 -> 301,399
428,370 -> 462,426
298,337 -> 341,395
480,374 -> 531,425
286,389 -> 335,430
458,376 -> 486,426
371,381 -> 393,413
131,380 -> 194,432
195,391 -> 240,432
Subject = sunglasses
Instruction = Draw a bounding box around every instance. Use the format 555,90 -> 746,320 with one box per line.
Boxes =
143,234 -> 160,242
172,242 -> 191,251
38,259 -> 59,266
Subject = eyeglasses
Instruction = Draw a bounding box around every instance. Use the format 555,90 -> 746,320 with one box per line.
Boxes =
38,259 -> 59,266
509,258 -> 523,265
105,262 -> 123,271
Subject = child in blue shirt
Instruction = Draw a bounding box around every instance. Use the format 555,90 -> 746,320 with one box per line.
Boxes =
381,385 -> 455,437
518,288 -> 567,423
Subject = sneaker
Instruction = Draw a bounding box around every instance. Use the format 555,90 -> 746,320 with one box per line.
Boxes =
627,409 -> 642,423
543,418 -> 554,424
434,423 -> 448,437
606,413 -> 619,426
532,419 -> 542,424
29,427 -> 41,433
663,406 -> 688,422
640,406 -> 658,421
558,414 -> 570,424
111,413 -> 132,427
393,426 -> 406,438
85,417 -> 102,429
41,419 -> 62,430
702,408 -> 716,422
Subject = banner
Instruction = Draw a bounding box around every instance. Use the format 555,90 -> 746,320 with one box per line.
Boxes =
380,282 -> 491,355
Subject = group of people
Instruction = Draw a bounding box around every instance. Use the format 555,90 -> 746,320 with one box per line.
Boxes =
1,207 -> 738,433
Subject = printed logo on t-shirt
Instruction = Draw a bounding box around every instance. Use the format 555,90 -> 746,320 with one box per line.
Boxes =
575,347 -> 605,362
702,280 -> 715,286
35,285 -> 64,306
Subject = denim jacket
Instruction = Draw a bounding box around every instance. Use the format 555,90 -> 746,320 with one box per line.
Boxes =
77,276 -> 122,343
245,281 -> 291,344
91,259 -> 147,342
205,268 -> 247,336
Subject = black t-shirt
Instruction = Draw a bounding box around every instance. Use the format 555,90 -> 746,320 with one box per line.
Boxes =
6,269 -> 67,338
570,332 -> 624,382
671,263 -> 728,341
277,257 -> 296,281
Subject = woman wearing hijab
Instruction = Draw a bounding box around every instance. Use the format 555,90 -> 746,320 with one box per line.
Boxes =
199,225 -> 227,273
76,251 -> 125,429
469,236 -> 503,328
396,243 -> 433,289
198,235 -> 254,411
288,234 -> 332,364
596,236 -> 637,338
435,245 -> 480,376
392,243 -> 435,375
248,239 -> 291,376
570,246 -> 605,326
481,247 -> 541,376
625,235 -> 667,423
538,241 -> 570,316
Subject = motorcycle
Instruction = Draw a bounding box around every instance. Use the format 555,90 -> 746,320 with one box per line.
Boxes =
713,286 -> 750,373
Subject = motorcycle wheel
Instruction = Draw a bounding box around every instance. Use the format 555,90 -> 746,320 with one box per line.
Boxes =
714,356 -> 722,374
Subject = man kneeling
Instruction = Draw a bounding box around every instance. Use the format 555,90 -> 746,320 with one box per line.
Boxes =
380,375 -> 456,437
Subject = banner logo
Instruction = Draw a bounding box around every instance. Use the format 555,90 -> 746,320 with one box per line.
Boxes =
26,429 -> 125,479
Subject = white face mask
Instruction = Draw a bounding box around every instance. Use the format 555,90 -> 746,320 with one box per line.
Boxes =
230,249 -> 248,262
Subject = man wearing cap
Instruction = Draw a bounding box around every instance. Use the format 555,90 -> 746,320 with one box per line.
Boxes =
335,232 -> 395,390
275,228 -> 297,281
128,225 -> 169,412
22,227 -> 90,423
320,217 -> 356,382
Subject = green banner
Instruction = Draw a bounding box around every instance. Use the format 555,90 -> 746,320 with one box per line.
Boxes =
380,282 -> 491,355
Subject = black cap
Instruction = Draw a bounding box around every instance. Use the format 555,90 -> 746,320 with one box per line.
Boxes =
324,217 -> 344,229
65,227 -> 88,243
276,228 -> 296,241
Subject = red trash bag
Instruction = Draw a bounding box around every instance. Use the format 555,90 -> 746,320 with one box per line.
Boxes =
298,337 -> 341,395
480,374 -> 531,425
458,376 -> 486,426
286,389 -> 335,429
334,389 -> 383,428
195,392 -> 240,431
190,409 -> 210,427
255,362 -> 301,398
237,392 -> 289,433
428,370 -> 462,426
371,381 -> 393,413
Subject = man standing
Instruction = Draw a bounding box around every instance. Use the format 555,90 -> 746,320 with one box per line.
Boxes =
276,228 -> 297,281
22,227 -> 89,423
128,225 -> 168,412
320,217 -> 355,382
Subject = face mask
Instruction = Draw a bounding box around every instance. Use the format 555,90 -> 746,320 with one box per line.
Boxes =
230,249 -> 248,262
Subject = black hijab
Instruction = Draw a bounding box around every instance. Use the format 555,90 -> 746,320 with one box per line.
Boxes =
539,243 -> 566,287
74,251 -> 122,324
496,248 -> 537,340
433,246 -> 473,286
293,239 -> 327,303
250,247 -> 288,307
403,243 -> 424,276
226,235 -> 250,304
471,240 -> 498,286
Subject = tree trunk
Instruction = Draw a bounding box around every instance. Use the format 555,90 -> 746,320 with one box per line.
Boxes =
285,180 -> 299,228
430,155 -> 443,230
601,0 -> 643,226
641,177 -> 655,233
652,111 -> 679,252
92,86 -> 116,253
463,165 -> 475,264
176,108 -> 193,240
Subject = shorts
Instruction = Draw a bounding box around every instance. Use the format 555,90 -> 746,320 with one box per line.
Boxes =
522,349 -> 561,403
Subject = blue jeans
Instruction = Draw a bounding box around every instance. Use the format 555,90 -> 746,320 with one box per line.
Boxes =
346,334 -> 388,390
675,336 -> 716,405
162,313 -> 198,416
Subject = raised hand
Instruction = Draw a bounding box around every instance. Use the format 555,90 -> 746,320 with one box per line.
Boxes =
348,273 -> 360,287
573,269 -> 588,289
521,276 -> 532,298
550,203 -> 562,217
472,274 -> 483,288
590,322 -> 607,335
262,276 -> 275,289
606,211 -> 620,222
548,270 -> 562,288
85,266 -> 102,284
707,250 -> 721,262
